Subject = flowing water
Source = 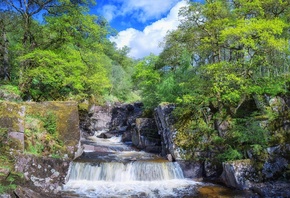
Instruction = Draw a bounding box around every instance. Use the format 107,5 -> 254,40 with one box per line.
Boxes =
62,131 -> 248,198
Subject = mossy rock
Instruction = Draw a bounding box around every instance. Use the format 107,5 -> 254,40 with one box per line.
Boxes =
0,101 -> 80,159
24,101 -> 80,158
0,101 -> 25,132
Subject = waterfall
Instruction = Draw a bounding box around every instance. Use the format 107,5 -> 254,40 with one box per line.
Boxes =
63,129 -> 200,197
68,161 -> 184,182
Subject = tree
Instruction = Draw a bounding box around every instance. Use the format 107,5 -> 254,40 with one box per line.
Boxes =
17,1 -> 112,101
156,0 -> 290,162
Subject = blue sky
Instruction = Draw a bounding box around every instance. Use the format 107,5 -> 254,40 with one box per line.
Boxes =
91,0 -> 204,59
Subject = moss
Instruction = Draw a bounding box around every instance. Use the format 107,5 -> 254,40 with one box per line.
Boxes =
0,101 -> 79,159
0,128 -> 24,194
78,101 -> 89,112
23,101 -> 79,158
0,101 -> 25,132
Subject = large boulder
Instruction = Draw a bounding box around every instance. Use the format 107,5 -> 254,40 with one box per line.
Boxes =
220,159 -> 258,190
89,105 -> 112,131
109,102 -> 143,142
79,103 -> 112,136
15,154 -> 70,195
154,104 -> 181,160
110,102 -> 143,131
132,118 -> 161,153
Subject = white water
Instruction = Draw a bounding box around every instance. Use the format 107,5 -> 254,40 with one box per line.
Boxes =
63,131 -> 200,197
68,161 -> 184,181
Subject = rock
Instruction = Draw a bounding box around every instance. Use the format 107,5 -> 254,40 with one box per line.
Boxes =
177,161 -> 203,178
262,144 -> 290,181
0,194 -> 11,198
89,105 -> 112,131
269,96 -> 287,113
0,168 -> 10,182
121,130 -> 132,142
0,88 -> 22,102
14,186 -> 43,198
262,157 -> 288,180
167,154 -> 173,162
15,154 -> 70,194
250,181 -> 290,198
132,118 -> 161,153
8,132 -> 24,150
204,160 -> 221,178
0,101 -> 80,159
220,159 -> 258,190
79,103 -> 112,137
154,104 -> 181,160
109,102 -> 143,132
97,131 -> 117,139
214,120 -> 230,137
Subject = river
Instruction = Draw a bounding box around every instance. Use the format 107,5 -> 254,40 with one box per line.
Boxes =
62,131 -> 249,198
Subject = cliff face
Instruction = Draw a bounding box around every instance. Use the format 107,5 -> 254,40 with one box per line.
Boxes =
0,101 -> 80,159
154,104 -> 181,161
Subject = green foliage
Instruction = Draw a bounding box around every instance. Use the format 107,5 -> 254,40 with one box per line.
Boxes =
41,112 -> 57,135
0,85 -> 21,96
133,54 -> 161,109
217,147 -> 243,162
24,112 -> 63,157
0,128 -> 23,194
153,0 -> 290,164
0,0 -> 136,102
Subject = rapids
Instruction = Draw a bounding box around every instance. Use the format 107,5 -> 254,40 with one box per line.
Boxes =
62,130 -> 201,197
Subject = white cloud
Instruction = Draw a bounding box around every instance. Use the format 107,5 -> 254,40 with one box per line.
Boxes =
110,0 -> 188,59
119,0 -> 180,22
101,0 -> 180,23
102,5 -> 118,22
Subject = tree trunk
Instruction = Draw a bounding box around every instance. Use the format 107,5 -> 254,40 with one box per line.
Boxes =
3,31 -> 9,80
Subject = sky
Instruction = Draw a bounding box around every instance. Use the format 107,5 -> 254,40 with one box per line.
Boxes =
91,0 -> 204,59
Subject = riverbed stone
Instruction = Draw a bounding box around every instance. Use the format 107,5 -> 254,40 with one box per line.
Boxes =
262,157 -> 288,180
177,161 -> 203,178
220,159 -> 258,190
250,181 -> 290,198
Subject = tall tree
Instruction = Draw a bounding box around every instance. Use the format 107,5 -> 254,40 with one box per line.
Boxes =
145,0 -> 290,161
16,1 -> 112,101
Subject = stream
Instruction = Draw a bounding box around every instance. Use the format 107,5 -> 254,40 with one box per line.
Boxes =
62,131 -> 248,198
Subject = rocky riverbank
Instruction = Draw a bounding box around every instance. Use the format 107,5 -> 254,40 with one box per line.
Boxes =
0,100 -> 289,197
82,102 -> 290,197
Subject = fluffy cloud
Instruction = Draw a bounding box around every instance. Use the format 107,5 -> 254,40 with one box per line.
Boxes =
118,0 -> 180,22
110,0 -> 188,59
102,5 -> 118,22
101,0 -> 180,23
